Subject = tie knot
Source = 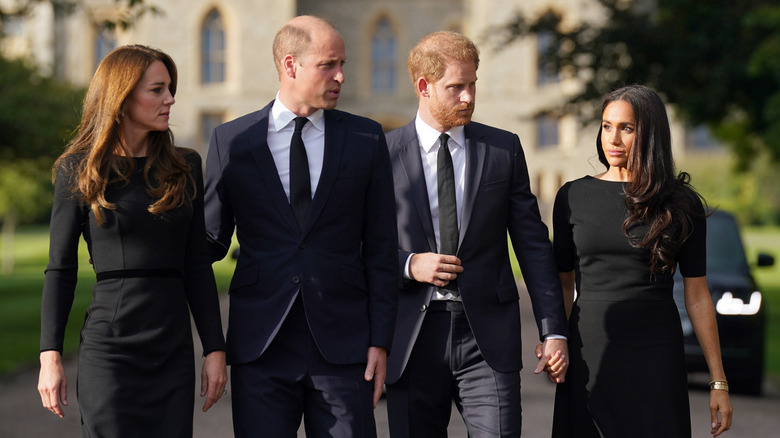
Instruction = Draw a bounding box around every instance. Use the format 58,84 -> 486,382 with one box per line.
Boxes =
294,117 -> 309,133
439,133 -> 450,147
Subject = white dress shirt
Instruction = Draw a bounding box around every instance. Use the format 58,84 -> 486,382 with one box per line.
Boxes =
404,114 -> 466,301
268,95 -> 326,201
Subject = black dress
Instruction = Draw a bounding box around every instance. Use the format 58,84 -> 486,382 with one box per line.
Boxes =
40,151 -> 225,438
551,176 -> 705,438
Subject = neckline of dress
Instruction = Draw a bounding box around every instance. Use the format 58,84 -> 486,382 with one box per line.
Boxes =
586,175 -> 626,183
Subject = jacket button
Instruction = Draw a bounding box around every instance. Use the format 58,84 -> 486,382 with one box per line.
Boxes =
292,276 -> 300,284
419,304 -> 427,312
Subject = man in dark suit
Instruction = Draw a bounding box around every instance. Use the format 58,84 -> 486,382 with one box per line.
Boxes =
204,15 -> 397,437
385,31 -> 569,437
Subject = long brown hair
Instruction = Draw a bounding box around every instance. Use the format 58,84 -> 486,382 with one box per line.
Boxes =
596,85 -> 705,276
54,44 -> 193,224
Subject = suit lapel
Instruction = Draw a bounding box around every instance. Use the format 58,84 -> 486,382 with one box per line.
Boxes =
304,110 -> 344,235
248,104 -> 300,233
397,124 -> 437,252
459,124 -> 486,248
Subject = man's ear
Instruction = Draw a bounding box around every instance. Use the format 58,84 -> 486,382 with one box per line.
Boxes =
282,54 -> 297,79
416,77 -> 431,98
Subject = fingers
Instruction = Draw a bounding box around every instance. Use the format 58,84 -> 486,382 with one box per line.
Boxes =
364,361 -> 384,408
438,254 -> 462,266
533,353 -> 548,375
409,253 -> 464,286
201,379 -> 228,412
372,378 -> 384,409
710,409 -> 724,437
201,351 -> 228,412
38,353 -> 67,418
534,339 -> 569,383
365,347 -> 387,408
709,391 -> 732,437
39,384 -> 65,418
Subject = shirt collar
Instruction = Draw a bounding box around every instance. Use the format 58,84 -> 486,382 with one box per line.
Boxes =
414,113 -> 466,153
271,93 -> 325,133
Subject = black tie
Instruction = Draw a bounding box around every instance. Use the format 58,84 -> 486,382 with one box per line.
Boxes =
437,133 -> 459,298
289,117 -> 310,227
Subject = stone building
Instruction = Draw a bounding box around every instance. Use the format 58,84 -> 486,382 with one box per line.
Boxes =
1,0 -> 724,220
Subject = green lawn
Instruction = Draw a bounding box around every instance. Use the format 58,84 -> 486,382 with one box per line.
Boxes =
742,226 -> 780,378
0,226 -> 236,376
1,225 -> 779,381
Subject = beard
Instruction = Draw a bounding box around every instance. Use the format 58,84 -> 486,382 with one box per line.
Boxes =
429,95 -> 474,129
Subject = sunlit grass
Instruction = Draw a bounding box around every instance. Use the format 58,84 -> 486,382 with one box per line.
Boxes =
1,225 -> 777,380
0,226 -> 236,376
743,226 -> 780,378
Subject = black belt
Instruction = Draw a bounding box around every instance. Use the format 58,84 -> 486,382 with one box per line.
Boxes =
428,300 -> 464,312
96,269 -> 182,281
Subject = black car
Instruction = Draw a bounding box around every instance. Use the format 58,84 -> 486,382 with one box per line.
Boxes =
673,210 -> 775,395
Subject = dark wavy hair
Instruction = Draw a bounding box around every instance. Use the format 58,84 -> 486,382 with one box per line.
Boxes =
597,85 -> 706,276
54,45 -> 193,225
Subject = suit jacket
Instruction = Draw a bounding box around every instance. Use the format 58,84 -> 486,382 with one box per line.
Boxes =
204,100 -> 398,366
385,120 -> 568,383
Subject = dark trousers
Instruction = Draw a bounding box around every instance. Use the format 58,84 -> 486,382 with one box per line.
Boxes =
386,300 -> 522,438
231,296 -> 376,438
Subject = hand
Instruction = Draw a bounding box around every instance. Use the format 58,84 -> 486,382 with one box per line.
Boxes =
200,350 -> 227,412
709,389 -> 732,436
364,347 -> 387,409
38,351 -> 68,418
534,338 -> 569,383
409,252 -> 463,287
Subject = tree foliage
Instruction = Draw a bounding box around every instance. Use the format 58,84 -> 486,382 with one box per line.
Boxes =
0,56 -> 83,163
0,0 -> 161,34
0,55 -> 83,272
0,54 -> 83,269
487,0 -> 780,170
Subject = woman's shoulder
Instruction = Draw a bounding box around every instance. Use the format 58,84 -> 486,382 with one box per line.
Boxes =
56,151 -> 85,166
53,152 -> 86,179
554,176 -> 593,203
175,146 -> 203,167
562,175 -> 618,192
673,179 -> 706,213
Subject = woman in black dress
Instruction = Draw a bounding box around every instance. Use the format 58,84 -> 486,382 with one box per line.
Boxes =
37,45 -> 227,437
550,85 -> 732,437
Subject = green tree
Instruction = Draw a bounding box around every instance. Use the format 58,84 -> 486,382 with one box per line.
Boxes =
0,55 -> 83,273
0,0 -> 161,34
488,0 -> 780,170
0,0 -> 158,273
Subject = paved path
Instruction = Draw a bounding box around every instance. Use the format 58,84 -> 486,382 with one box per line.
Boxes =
2,289 -> 779,437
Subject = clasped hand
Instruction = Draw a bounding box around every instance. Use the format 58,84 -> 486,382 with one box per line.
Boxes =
409,252 -> 463,286
534,339 -> 569,383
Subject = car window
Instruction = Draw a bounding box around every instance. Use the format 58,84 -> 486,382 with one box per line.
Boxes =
706,213 -> 750,273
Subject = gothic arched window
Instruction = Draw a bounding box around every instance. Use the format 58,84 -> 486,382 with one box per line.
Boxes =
201,10 -> 225,84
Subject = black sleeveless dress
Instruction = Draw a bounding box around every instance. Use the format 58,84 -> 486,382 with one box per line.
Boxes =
551,176 -> 705,438
41,151 -> 225,437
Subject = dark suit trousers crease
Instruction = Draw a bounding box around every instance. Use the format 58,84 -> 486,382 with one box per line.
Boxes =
386,301 -> 522,438
231,296 -> 376,438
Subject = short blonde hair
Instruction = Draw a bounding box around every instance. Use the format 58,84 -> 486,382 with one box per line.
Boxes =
407,31 -> 479,93
272,15 -> 339,76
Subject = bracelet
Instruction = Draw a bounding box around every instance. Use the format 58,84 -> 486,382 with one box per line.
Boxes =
709,380 -> 729,392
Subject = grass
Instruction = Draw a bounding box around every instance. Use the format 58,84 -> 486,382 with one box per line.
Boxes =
0,226 -> 236,376
742,226 -> 780,378
1,225 -> 779,380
